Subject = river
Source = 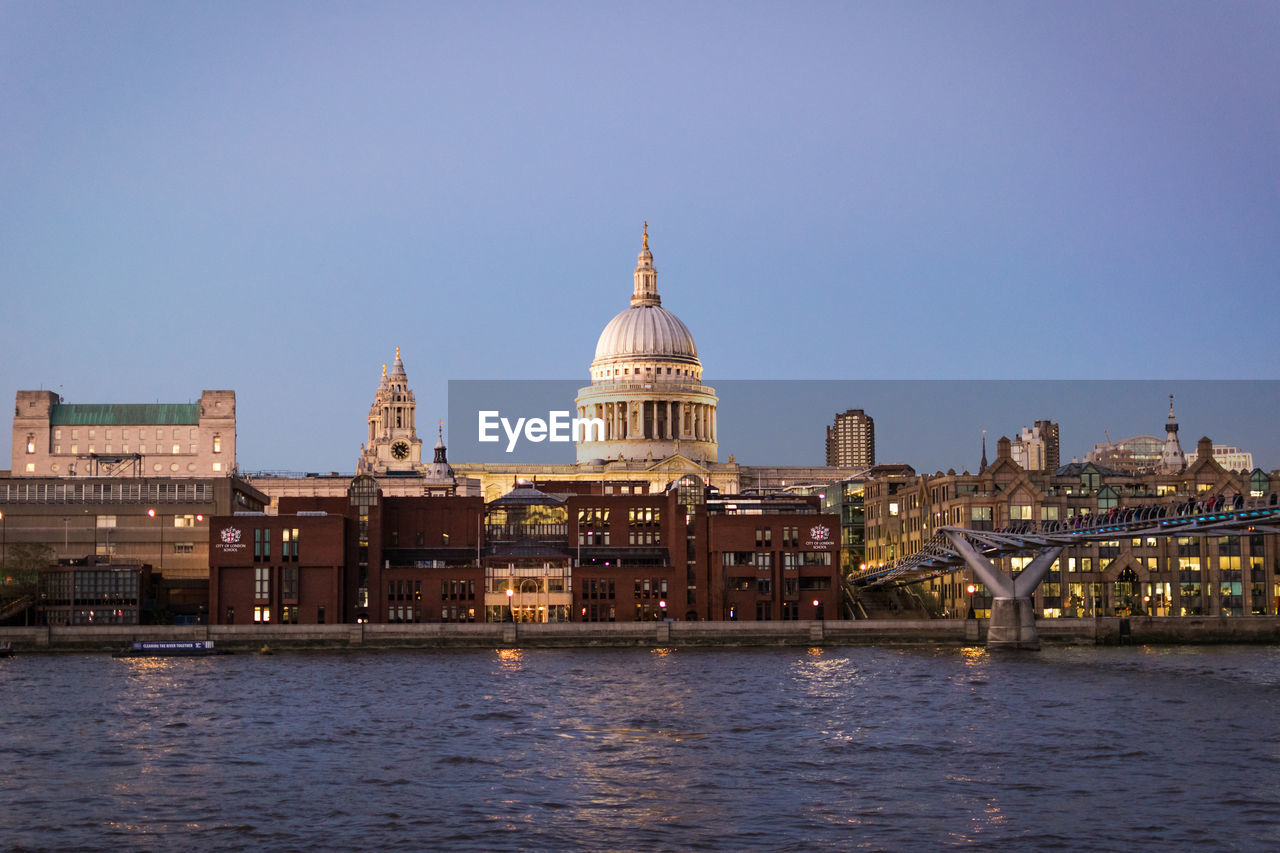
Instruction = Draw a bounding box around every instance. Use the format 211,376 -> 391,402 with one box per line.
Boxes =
2,645 -> 1278,850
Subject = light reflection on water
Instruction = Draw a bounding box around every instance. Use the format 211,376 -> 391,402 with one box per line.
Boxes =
1,645 -> 1278,850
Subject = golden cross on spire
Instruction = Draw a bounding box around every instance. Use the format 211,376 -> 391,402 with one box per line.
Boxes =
382,364 -> 387,378
396,346 -> 401,360
642,221 -> 649,251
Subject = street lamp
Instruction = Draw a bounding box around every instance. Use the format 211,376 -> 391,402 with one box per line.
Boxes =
813,598 -> 823,622
658,599 -> 667,621
506,586 -> 514,623
147,508 -> 163,573
966,584 -> 977,620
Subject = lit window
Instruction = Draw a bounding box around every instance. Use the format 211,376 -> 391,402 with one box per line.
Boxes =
26,435 -> 35,453
171,444 -> 181,454
213,435 -> 222,453
25,463 -> 35,473
212,462 -> 222,472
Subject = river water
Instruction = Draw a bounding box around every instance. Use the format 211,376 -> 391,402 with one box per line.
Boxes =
1,645 -> 1278,851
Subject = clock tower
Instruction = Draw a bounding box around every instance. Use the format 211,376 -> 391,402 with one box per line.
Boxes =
358,347 -> 423,474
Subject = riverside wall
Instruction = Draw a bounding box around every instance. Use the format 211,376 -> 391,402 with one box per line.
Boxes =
2,616 -> 1279,653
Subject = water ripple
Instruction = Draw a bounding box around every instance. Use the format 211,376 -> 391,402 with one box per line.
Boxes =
1,646 -> 1278,849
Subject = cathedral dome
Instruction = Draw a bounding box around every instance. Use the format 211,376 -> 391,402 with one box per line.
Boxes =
590,224 -> 701,369
593,304 -> 698,363
575,226 -> 719,465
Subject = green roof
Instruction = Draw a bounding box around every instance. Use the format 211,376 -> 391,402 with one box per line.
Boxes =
49,403 -> 200,426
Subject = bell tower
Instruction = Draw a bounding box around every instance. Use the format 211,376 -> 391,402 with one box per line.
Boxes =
358,347 -> 423,474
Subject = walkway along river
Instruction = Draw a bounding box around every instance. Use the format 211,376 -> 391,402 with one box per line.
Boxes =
3,615 -> 1280,653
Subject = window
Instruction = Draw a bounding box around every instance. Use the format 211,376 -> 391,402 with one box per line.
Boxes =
254,529 -> 270,560
755,527 -> 772,547
254,567 -> 270,600
26,434 -> 35,454
633,578 -> 668,600
25,463 -> 34,473
578,507 -> 610,545
253,606 -> 271,623
172,543 -> 194,554
96,515 -> 117,529
1009,505 -> 1032,520
282,527 -> 300,561
212,462 -> 222,472
281,566 -> 299,601
628,507 -> 661,545
213,434 -> 222,453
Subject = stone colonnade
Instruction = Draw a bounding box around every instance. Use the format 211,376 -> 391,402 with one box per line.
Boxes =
577,400 -> 716,443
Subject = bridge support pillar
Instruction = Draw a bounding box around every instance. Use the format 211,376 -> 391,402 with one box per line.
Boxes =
987,597 -> 1040,650
942,530 -> 1063,652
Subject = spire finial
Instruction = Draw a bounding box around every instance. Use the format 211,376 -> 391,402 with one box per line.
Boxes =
396,346 -> 401,361
642,221 -> 649,251
382,363 -> 387,378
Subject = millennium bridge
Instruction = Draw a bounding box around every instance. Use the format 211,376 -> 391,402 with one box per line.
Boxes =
851,498 -> 1280,650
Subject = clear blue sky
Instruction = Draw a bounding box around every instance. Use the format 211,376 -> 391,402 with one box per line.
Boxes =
4,1 -> 1278,473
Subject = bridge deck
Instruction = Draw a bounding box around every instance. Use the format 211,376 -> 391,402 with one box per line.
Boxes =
854,500 -> 1280,588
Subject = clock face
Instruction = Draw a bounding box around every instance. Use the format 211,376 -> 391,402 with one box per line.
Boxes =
391,441 -> 411,460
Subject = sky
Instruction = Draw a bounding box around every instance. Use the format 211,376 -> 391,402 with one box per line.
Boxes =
3,1 -> 1279,474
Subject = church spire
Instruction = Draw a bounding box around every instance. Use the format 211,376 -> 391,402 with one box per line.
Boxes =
980,430 -> 988,473
1159,394 -> 1186,474
434,421 -> 448,464
631,221 -> 661,307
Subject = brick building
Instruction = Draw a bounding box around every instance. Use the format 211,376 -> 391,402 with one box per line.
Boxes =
208,476 -> 843,624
